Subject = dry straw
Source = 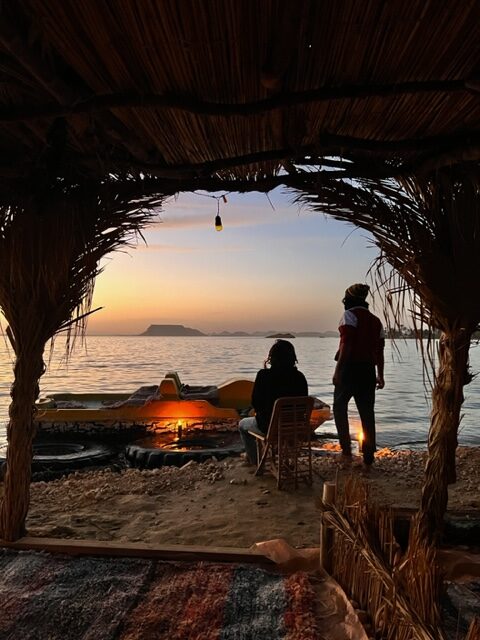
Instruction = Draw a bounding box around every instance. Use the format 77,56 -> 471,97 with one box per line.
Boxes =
0,178 -> 163,540
465,617 -> 480,640
298,170 -> 480,542
319,478 -> 446,640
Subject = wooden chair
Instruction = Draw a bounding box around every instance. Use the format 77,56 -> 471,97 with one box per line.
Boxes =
248,396 -> 315,490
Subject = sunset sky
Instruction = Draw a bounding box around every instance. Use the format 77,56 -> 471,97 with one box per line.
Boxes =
89,188 -> 379,335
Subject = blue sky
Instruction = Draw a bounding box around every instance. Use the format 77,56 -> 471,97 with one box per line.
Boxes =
89,188 -> 379,335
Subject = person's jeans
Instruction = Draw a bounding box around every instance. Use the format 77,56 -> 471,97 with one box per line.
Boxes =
333,362 -> 377,465
238,417 -> 264,464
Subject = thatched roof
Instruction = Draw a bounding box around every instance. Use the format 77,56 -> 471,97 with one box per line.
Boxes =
1,1 -> 479,547
1,1 -> 480,189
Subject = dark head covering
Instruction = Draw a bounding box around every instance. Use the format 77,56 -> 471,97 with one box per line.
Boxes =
266,339 -> 298,369
345,283 -> 369,300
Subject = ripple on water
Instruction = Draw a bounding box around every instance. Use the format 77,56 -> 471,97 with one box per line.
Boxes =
0,337 -> 479,449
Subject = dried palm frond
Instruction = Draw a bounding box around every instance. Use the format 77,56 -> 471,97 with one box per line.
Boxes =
0,174 -> 164,540
319,479 -> 446,640
298,168 -> 480,541
0,176 -> 162,357
465,617 -> 480,640
295,169 -> 480,339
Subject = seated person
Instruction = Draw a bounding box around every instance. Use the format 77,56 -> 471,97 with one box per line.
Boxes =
238,340 -> 308,464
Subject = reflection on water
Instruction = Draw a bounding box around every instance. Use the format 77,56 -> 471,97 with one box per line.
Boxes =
0,336 -> 479,449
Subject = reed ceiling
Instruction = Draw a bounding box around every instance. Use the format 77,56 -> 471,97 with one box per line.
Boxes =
1,0 -> 480,188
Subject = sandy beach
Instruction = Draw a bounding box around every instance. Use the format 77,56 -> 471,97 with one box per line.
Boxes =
24,446 -> 480,548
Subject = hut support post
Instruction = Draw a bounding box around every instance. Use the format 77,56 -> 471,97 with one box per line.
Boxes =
0,182 -> 159,542
0,343 -> 45,541
419,327 -> 472,543
320,481 -> 336,572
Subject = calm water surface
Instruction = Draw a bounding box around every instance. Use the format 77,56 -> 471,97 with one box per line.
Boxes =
0,336 -> 479,449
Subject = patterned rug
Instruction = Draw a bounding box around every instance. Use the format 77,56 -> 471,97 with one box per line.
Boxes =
0,550 -> 318,639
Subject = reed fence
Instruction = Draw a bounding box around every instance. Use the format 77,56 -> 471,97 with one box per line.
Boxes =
319,478 -> 446,640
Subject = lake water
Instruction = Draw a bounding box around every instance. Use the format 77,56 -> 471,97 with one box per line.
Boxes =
0,336 -> 480,449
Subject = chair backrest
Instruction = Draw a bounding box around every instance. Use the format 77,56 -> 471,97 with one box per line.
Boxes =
265,396 -> 314,444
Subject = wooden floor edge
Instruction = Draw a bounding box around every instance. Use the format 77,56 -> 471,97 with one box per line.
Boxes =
0,536 -> 275,565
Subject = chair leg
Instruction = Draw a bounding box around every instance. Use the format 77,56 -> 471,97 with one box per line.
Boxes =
276,446 -> 283,490
255,430 -> 313,489
255,442 -> 269,477
277,439 -> 313,490
255,440 -> 263,475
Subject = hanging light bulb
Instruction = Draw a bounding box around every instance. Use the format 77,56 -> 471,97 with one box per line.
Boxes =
214,199 -> 223,231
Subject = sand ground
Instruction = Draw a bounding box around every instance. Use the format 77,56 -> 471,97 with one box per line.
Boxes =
24,446 -> 480,548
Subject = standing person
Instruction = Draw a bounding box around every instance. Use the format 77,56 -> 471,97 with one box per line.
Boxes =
239,340 -> 308,465
333,283 -> 385,469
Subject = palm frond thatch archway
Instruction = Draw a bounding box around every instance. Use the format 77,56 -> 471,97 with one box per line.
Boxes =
297,169 -> 480,541
0,177 -> 163,540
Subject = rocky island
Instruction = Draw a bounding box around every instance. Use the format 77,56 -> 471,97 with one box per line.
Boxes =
139,325 -> 337,337
140,324 -> 205,336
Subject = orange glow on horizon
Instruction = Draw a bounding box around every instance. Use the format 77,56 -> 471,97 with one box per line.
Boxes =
87,240 -> 341,335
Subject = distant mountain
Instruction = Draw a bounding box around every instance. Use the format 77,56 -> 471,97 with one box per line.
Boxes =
139,324 -> 338,337
295,332 -> 320,337
211,330 -> 252,337
209,330 -> 338,338
210,330 -> 274,337
140,324 -> 205,336
265,331 -> 338,338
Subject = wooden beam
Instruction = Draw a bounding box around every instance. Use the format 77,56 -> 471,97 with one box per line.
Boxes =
103,170 -> 388,199
0,80 -> 471,123
2,128 -> 480,189
0,145 -> 387,181
320,481 -> 337,572
20,130 -> 480,182
413,146 -> 480,175
88,131 -> 480,180
123,149 -> 374,179
1,536 -> 274,565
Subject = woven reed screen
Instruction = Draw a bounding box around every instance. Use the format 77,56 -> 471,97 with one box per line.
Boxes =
319,478 -> 446,640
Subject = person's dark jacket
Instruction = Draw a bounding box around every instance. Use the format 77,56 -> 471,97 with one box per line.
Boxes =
252,367 -> 308,433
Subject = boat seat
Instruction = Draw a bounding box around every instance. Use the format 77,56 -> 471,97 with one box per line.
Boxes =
158,377 -> 181,399
165,371 -> 183,391
102,385 -> 160,408
55,401 -> 87,409
164,371 -> 219,403
180,384 -> 219,404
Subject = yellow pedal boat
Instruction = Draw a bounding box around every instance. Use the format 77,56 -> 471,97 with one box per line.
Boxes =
35,371 -> 331,432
